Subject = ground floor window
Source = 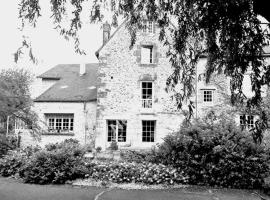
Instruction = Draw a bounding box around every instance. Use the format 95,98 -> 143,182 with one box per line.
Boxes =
142,120 -> 155,142
240,115 -> 254,129
107,120 -> 127,142
45,114 -> 74,133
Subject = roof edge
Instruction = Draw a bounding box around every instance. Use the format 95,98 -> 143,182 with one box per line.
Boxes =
34,99 -> 97,103
95,19 -> 128,58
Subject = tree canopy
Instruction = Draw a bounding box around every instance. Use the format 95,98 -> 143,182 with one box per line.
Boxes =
17,0 -> 270,143
0,69 -> 40,136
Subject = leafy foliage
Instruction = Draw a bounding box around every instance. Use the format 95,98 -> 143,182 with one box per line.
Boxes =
0,68 -> 41,137
151,114 -> 270,189
0,135 -> 17,158
19,139 -> 86,184
86,160 -> 187,185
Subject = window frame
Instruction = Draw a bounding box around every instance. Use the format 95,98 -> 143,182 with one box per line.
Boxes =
107,120 -> 127,142
201,89 -> 214,103
141,81 -> 153,109
240,115 -> 255,130
141,45 -> 154,64
142,120 -> 156,142
142,21 -> 154,33
45,114 -> 74,134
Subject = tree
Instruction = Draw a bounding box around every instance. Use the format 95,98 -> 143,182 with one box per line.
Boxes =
17,0 -> 270,143
0,68 -> 40,137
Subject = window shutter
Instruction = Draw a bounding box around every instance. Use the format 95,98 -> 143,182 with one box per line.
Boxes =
141,47 -> 150,64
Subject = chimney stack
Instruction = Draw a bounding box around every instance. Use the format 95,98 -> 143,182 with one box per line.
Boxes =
103,21 -> 111,45
80,63 -> 86,76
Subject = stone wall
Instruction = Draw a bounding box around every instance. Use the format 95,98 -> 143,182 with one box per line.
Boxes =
95,23 -> 185,149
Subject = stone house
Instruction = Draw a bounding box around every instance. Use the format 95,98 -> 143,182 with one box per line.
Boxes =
18,20 -> 270,149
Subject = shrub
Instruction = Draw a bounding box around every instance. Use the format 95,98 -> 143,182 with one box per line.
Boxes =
152,115 -> 270,189
19,139 -> 87,184
0,135 -> 17,157
96,146 -> 102,153
0,150 -> 27,177
109,141 -> 118,151
120,150 -> 150,163
86,160 -> 188,185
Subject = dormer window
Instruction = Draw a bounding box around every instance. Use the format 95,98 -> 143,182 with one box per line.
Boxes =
141,46 -> 153,64
142,21 -> 154,33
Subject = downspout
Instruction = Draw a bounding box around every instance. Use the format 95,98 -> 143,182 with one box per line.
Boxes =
83,102 -> 87,145
6,116 -> 9,136
195,63 -> 198,119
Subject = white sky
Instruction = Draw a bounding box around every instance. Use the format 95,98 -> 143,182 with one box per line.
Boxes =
0,1 -> 105,76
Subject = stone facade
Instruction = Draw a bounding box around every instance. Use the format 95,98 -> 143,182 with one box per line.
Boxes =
95,23 -> 186,149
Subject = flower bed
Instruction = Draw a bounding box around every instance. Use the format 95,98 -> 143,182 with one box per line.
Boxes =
85,161 -> 188,185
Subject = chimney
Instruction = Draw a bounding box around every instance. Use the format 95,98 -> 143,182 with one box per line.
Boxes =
80,63 -> 86,76
103,21 -> 111,45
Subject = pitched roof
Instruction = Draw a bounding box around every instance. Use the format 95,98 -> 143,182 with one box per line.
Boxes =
35,63 -> 98,102
95,19 -> 127,58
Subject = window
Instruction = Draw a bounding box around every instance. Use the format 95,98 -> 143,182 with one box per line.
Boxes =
240,115 -> 254,129
15,118 -> 27,130
45,114 -> 74,133
203,90 -> 213,102
142,21 -> 154,33
141,46 -> 153,64
142,120 -> 155,142
107,120 -> 127,142
141,82 -> 153,108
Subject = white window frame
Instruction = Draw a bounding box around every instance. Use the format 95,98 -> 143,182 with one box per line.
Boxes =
45,114 -> 74,133
202,89 -> 214,102
107,120 -> 127,142
142,21 -> 154,33
142,120 -> 155,142
141,81 -> 153,109
141,46 -> 153,64
240,115 -> 255,130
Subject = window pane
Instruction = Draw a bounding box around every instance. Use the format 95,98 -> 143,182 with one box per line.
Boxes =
45,114 -> 74,133
118,120 -> 127,142
142,120 -> 155,142
203,90 -> 213,102
108,120 -> 117,142
141,46 -> 153,64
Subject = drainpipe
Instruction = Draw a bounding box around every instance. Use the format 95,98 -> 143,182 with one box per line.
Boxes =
83,102 -> 87,145
6,116 -> 9,136
195,63 -> 198,119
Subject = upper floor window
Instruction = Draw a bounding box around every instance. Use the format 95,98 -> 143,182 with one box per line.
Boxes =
45,114 -> 74,134
202,90 -> 213,102
240,115 -> 254,130
141,46 -> 153,64
142,21 -> 154,33
107,120 -> 127,142
141,81 -> 153,108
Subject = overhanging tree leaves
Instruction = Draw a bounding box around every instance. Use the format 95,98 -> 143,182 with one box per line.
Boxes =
17,0 -> 270,143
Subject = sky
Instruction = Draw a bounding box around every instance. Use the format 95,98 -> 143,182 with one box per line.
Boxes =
0,1 -> 105,76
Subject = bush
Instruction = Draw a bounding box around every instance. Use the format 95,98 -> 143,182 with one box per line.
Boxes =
0,151 -> 26,177
120,150 -> 156,163
18,139 -> 87,184
109,141 -> 118,151
96,146 -> 102,153
86,160 -> 188,185
152,115 -> 270,189
0,135 -> 17,157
